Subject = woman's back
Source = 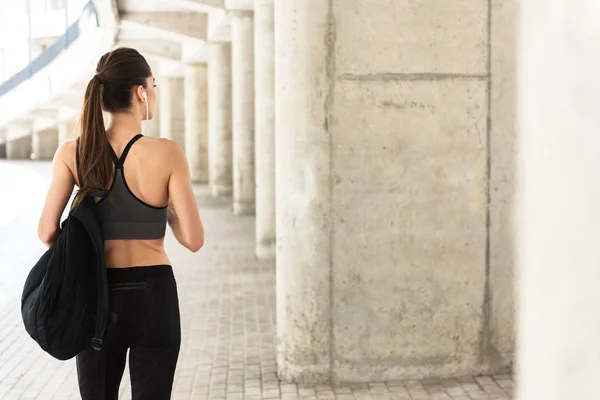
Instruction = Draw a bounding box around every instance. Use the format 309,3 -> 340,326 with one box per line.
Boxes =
87,133 -> 170,268
56,132 -> 202,268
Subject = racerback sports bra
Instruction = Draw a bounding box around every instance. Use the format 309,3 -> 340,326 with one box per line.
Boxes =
76,134 -> 167,240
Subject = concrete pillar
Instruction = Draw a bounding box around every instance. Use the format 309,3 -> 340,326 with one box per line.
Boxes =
254,0 -> 275,259
184,63 -> 209,182
517,1 -> 600,398
31,132 -> 42,160
208,43 -> 233,197
145,60 -> 161,138
0,130 -> 5,159
488,0 -> 517,370
231,11 -> 255,215
277,0 -> 496,383
58,120 -> 77,143
159,76 -> 186,149
6,141 -> 18,160
6,137 -> 32,160
275,1 -> 331,383
32,129 -> 58,160
145,97 -> 160,138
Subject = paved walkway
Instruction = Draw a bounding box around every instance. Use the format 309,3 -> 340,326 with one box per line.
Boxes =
0,161 -> 515,399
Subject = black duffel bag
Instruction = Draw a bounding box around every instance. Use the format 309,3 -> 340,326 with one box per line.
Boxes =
21,194 -> 109,360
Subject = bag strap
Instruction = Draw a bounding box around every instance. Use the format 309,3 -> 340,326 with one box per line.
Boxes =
85,197 -> 109,352
75,142 -> 110,359
89,199 -> 111,398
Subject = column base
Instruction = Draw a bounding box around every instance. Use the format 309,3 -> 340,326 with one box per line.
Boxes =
190,166 -> 209,183
276,358 -> 330,385
233,201 -> 255,216
256,239 -> 275,259
211,184 -> 233,198
191,176 -> 209,185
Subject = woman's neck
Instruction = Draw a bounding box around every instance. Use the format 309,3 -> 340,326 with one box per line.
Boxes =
106,112 -> 142,140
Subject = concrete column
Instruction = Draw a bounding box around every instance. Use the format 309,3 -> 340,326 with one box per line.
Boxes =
5,141 -> 18,160
32,129 -> 59,160
31,132 -> 42,160
254,0 -> 275,259
6,137 -> 32,160
58,120 -> 77,143
208,43 -> 233,197
159,76 -> 186,149
184,63 -> 209,182
145,97 -> 160,138
517,1 -> 600,398
145,60 -> 161,138
275,1 -> 331,383
231,11 -> 255,215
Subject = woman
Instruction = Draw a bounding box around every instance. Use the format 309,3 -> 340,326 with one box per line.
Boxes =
37,47 -> 204,399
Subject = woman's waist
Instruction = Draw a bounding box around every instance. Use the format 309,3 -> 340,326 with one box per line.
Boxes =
104,239 -> 170,269
106,264 -> 175,287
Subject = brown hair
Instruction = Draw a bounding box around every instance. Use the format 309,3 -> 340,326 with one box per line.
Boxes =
74,47 -> 151,206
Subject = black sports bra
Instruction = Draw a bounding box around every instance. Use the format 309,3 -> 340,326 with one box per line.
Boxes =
77,134 -> 167,240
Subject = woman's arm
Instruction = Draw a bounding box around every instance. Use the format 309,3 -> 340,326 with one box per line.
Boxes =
38,141 -> 75,247
167,141 -> 204,252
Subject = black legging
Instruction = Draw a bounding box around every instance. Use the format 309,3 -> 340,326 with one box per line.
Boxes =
76,265 -> 181,400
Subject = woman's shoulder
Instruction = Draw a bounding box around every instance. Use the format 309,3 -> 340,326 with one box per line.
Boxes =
52,139 -> 79,183
55,138 -> 77,162
139,136 -> 185,159
134,137 -> 187,178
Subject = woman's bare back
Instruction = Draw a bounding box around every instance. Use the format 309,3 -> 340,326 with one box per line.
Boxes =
49,134 -> 203,268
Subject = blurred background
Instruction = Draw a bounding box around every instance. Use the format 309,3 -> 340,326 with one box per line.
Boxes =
0,0 -> 598,399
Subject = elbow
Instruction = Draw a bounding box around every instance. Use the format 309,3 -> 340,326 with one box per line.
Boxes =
186,235 -> 204,253
38,224 -> 58,248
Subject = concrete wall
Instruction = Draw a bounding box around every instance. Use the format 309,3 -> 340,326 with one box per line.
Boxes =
489,0 -> 518,373
32,129 -> 59,160
145,99 -> 161,138
171,77 -> 186,149
331,0 -> 515,381
6,137 -> 32,160
276,0 -> 515,383
159,76 -> 186,149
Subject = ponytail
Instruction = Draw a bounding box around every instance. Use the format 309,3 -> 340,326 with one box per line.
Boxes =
73,48 -> 152,207
73,74 -> 113,207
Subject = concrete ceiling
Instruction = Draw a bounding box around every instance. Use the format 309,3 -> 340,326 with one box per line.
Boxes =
117,39 -> 182,62
115,0 -> 230,67
117,0 -> 224,13
117,0 -> 192,12
119,11 -> 208,43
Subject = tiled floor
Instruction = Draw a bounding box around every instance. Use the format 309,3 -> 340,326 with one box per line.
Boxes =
0,162 -> 514,399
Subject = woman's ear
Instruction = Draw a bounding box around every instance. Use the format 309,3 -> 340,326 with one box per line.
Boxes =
135,85 -> 145,102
